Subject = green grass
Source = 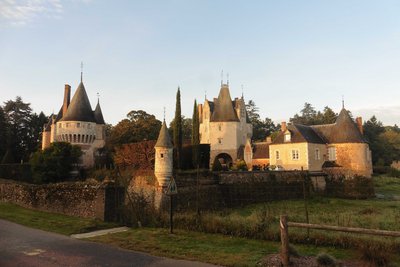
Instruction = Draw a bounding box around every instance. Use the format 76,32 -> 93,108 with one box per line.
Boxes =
0,202 -> 117,235
89,227 -> 353,266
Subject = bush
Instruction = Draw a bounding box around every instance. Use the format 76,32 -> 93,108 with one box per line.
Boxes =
358,242 -> 392,266
0,163 -> 32,182
316,253 -> 337,266
29,142 -> 82,184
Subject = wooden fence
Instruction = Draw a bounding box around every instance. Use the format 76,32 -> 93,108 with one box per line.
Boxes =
279,215 -> 400,267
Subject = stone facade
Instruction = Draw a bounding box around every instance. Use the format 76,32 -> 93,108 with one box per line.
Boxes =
42,82 -> 106,168
198,83 -> 252,168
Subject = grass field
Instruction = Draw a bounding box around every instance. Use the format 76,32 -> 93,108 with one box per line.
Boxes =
1,175 -> 400,266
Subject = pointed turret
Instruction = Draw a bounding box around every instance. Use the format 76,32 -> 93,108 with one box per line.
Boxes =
155,120 -> 173,148
154,120 -> 173,187
210,84 -> 239,122
94,100 -> 105,124
61,82 -> 96,122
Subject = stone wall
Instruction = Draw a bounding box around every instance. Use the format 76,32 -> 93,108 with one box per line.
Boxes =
0,179 -> 124,221
128,170 -> 307,212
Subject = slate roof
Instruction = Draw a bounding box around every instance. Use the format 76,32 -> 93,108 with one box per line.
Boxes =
272,108 -> 367,145
210,84 -> 240,122
94,101 -> 105,124
60,82 -> 96,122
252,142 -> 270,159
312,109 -> 366,143
155,120 -> 173,148
273,124 -> 325,144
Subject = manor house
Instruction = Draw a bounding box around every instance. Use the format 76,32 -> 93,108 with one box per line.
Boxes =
42,78 -> 106,168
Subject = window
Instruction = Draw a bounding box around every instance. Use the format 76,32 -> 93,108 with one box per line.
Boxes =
66,123 -> 70,128
328,147 -> 336,161
58,124 -> 62,128
315,149 -> 320,160
275,150 -> 280,160
218,138 -> 222,144
292,150 -> 299,160
160,153 -> 164,158
218,124 -> 222,131
77,123 -> 81,128
284,133 -> 291,142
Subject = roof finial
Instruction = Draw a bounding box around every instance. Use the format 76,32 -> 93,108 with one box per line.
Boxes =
97,92 -> 100,103
205,89 -> 207,100
342,95 -> 345,109
241,84 -> 244,98
163,107 -> 166,122
221,70 -> 224,86
80,61 -> 83,82
227,72 -> 229,85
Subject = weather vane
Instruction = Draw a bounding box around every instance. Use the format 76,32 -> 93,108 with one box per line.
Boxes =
80,62 -> 84,82
163,107 -> 166,121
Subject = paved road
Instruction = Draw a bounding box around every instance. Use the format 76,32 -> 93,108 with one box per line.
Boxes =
0,219 -> 217,267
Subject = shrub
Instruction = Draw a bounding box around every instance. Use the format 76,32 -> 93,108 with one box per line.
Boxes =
316,253 -> 337,266
358,242 -> 392,266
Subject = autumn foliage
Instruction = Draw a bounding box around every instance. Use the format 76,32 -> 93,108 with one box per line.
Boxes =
114,140 -> 156,170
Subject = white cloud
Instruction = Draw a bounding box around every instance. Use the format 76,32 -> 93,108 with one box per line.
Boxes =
0,0 -> 88,27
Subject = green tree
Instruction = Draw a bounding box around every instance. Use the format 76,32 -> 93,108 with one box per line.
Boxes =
0,106 -> 8,161
169,116 -> 192,141
109,110 -> 162,146
363,116 -> 385,165
30,142 -> 82,184
3,97 -> 34,162
191,100 -> 200,167
28,111 -> 48,152
246,100 -> 279,141
173,87 -> 183,169
321,106 -> 337,124
290,103 -> 338,125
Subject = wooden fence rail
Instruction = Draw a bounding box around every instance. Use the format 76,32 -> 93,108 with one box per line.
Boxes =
279,215 -> 400,267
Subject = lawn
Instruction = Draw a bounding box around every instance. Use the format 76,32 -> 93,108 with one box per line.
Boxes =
0,202 -> 117,235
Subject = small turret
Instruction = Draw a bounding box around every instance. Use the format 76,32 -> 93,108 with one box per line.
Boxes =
154,120 -> 173,187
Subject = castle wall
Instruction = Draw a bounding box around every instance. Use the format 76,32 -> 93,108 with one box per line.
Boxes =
41,131 -> 51,150
154,147 -> 173,187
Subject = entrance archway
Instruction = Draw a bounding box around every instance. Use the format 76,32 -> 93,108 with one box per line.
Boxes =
213,153 -> 233,171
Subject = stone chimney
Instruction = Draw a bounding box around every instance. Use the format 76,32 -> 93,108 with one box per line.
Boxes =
356,117 -> 363,134
281,121 -> 287,132
62,84 -> 71,117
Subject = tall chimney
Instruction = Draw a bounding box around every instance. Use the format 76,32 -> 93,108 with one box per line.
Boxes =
281,121 -> 287,132
356,117 -> 363,134
62,84 -> 71,116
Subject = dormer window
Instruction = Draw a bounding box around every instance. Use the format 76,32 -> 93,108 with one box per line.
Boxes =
284,131 -> 291,142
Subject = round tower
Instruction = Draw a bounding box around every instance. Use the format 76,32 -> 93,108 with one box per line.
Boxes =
154,120 -> 173,187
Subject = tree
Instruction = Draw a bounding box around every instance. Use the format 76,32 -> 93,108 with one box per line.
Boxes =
290,103 -> 338,125
173,87 -> 183,169
109,110 -> 162,146
321,106 -> 337,124
246,100 -> 279,141
113,140 -> 156,170
169,116 -> 192,141
3,97 -> 34,162
191,100 -> 200,167
363,116 -> 385,165
28,111 -> 48,152
30,142 -> 82,184
0,106 -> 8,161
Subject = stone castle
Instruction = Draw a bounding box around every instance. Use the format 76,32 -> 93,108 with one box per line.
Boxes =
42,77 -> 106,168
198,82 -> 253,169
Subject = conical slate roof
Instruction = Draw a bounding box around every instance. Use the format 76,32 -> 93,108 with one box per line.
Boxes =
155,120 -> 173,148
210,84 -> 239,122
94,100 -> 105,124
60,82 -> 96,122
312,108 -> 366,143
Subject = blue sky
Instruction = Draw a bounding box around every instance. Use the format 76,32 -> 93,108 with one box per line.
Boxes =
1,0 -> 400,126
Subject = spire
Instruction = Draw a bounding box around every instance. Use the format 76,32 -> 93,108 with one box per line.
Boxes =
227,72 -> 229,85
241,84 -> 244,99
342,95 -> 345,109
155,120 -> 173,148
94,97 -> 105,124
221,70 -> 223,86
80,62 -> 83,82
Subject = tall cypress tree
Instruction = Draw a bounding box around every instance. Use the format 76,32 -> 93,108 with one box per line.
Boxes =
191,99 -> 200,168
173,87 -> 182,169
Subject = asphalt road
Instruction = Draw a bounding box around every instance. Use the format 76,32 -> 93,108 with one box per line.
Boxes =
0,219 -> 217,267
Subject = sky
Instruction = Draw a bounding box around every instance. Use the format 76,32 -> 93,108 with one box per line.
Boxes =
1,0 -> 400,126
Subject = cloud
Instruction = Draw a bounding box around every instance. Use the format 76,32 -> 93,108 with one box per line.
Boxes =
0,0 -> 65,27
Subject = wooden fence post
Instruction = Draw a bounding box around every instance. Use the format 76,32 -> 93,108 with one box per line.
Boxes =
280,215 -> 290,267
